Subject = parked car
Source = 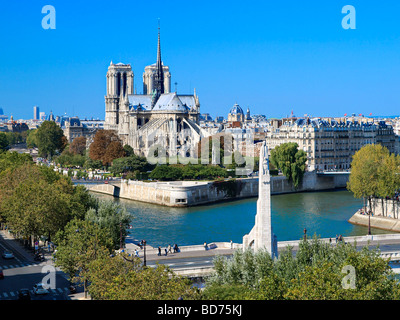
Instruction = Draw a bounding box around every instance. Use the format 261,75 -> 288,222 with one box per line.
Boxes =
18,289 -> 31,300
33,283 -> 49,295
0,269 -> 4,279
2,250 -> 14,259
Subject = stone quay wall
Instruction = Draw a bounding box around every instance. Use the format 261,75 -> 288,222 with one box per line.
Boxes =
348,198 -> 400,232
87,171 -> 350,207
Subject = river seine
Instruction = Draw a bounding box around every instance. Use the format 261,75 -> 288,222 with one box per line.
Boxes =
92,190 -> 392,248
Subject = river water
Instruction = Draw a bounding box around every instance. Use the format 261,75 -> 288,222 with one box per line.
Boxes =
92,190 -> 392,248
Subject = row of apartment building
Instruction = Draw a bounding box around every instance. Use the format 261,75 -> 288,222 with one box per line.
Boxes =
227,116 -> 398,172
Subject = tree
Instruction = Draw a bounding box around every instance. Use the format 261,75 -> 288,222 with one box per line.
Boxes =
204,236 -> 400,300
347,144 -> 396,214
89,130 -> 125,167
110,154 -> 154,176
123,144 -> 134,157
0,133 -> 9,151
270,142 -> 307,188
85,200 -> 132,250
376,153 -> 400,216
36,121 -> 67,158
69,136 -> 87,156
149,165 -> 183,181
55,150 -> 86,168
87,254 -> 200,300
26,129 -> 38,148
0,151 -> 33,176
103,141 -> 126,167
0,163 -> 93,243
54,218 -> 113,297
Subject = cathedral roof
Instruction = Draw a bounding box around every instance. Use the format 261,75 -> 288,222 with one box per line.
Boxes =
127,92 -> 198,113
128,95 -> 152,110
153,93 -> 190,112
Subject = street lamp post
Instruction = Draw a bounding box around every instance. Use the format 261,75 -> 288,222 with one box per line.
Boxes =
368,210 -> 372,236
119,222 -> 123,250
141,240 -> 147,267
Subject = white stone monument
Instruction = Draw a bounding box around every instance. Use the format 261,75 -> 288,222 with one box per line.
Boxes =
243,141 -> 278,258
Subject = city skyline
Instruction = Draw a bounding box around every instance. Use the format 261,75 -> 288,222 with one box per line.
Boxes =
1,1 -> 400,120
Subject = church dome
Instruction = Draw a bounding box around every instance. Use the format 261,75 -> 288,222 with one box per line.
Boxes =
229,103 -> 244,115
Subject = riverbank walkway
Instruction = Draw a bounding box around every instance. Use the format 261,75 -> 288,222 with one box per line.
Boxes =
125,233 -> 400,262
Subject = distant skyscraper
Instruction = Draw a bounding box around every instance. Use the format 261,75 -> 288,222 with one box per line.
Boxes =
33,106 -> 40,120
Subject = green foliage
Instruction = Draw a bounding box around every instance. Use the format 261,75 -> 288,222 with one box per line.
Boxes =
54,218 -> 113,289
0,163 -> 94,239
85,200 -> 132,250
0,133 -> 9,151
123,144 -> 134,157
347,144 -> 400,212
84,156 -> 103,170
3,131 -> 28,146
0,151 -> 33,175
36,121 -> 67,159
270,142 -> 307,188
110,154 -> 154,176
149,164 -> 229,181
87,254 -> 200,300
26,129 -> 38,148
55,149 -> 86,168
204,236 -> 400,300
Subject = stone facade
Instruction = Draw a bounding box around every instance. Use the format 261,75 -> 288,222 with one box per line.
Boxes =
265,117 -> 396,172
104,28 -> 209,157
87,172 -> 350,207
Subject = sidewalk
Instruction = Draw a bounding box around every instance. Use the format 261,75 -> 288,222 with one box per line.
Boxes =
0,229 -> 37,263
124,237 -> 239,262
145,247 -> 236,262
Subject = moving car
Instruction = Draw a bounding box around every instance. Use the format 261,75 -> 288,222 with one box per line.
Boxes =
33,283 -> 49,295
0,269 -> 4,279
2,250 -> 14,259
18,289 -> 31,300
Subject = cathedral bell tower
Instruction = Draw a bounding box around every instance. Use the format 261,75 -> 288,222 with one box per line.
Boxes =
104,62 -> 134,131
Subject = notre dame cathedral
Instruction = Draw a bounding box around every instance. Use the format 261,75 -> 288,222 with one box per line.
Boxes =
104,25 -> 209,159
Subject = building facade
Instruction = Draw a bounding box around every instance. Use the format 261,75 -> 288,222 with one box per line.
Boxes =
265,117 -> 397,172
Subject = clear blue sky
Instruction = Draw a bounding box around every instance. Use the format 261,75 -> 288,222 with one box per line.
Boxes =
1,0 -> 400,120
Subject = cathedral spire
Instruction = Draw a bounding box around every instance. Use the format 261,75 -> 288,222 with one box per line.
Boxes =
157,19 -> 162,71
153,18 -> 164,98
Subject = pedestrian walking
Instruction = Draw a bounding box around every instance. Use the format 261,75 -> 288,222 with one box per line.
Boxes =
158,247 -> 161,256
168,244 -> 172,253
165,248 -> 168,256
204,242 -> 208,250
230,240 -> 233,249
